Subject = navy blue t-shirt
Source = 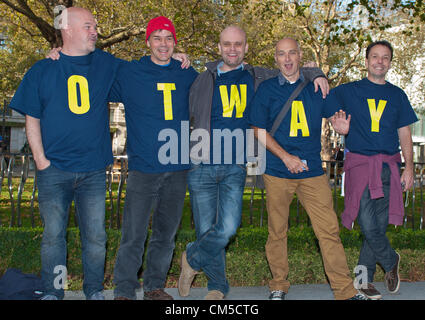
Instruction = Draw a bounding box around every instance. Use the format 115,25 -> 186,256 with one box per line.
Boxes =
249,76 -> 338,179
10,49 -> 119,172
109,56 -> 198,173
326,78 -> 418,155
210,67 -> 255,165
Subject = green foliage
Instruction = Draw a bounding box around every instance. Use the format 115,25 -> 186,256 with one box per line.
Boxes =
2,225 -> 425,279
2,225 -> 425,289
0,0 -> 423,99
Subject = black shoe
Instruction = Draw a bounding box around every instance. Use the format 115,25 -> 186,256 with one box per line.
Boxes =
385,252 -> 400,294
358,283 -> 382,300
269,290 -> 286,300
144,289 -> 173,300
347,292 -> 369,300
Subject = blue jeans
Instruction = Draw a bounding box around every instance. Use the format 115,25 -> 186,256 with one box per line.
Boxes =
37,165 -> 107,299
186,164 -> 246,295
356,166 -> 398,283
113,170 -> 187,299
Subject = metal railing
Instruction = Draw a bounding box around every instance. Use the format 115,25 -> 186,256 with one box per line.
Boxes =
0,153 -> 424,230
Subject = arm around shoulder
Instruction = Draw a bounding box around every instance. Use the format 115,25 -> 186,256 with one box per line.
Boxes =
301,67 -> 326,81
301,67 -> 329,98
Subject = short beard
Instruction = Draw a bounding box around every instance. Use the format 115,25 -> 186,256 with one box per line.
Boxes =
222,58 -> 243,70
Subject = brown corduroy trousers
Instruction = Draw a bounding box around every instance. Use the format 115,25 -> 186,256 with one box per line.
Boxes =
263,173 -> 358,300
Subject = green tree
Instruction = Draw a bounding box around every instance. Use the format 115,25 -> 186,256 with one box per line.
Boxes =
0,0 -> 423,157
381,17 -> 425,114
0,0 -> 249,100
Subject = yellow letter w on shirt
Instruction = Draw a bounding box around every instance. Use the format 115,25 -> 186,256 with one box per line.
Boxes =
219,84 -> 247,118
367,99 -> 387,132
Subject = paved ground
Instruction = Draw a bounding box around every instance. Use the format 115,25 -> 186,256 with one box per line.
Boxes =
64,281 -> 425,300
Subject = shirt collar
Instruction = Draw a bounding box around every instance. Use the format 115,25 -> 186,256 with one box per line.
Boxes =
278,70 -> 305,86
217,61 -> 244,76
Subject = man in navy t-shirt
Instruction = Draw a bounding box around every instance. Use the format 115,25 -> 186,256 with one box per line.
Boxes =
110,16 -> 198,301
177,26 -> 329,300
326,40 -> 418,300
44,15 -> 194,300
249,38 -> 364,300
9,7 -> 119,300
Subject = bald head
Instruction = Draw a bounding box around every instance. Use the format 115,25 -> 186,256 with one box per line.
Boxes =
59,7 -> 98,56
218,25 -> 248,72
219,25 -> 247,44
275,38 -> 301,53
275,37 -> 302,82
58,7 -> 92,31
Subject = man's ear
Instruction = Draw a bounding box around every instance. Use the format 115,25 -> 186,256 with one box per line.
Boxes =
61,25 -> 72,38
218,42 -> 222,55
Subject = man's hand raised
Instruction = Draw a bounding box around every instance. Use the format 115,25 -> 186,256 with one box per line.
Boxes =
330,110 -> 351,135
46,47 -> 62,60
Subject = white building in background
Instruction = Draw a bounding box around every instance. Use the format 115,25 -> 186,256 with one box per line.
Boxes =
0,108 -> 26,153
1,103 -> 127,156
385,26 -> 425,163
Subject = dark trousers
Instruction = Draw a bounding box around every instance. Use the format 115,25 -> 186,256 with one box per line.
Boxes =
113,170 -> 187,299
357,166 -> 399,283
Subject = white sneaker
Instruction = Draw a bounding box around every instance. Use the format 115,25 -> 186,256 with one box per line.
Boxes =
269,290 -> 286,300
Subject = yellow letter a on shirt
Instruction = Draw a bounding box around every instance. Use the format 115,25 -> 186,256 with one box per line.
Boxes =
289,101 -> 310,137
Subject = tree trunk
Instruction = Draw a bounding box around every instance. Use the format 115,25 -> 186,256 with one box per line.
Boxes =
321,119 -> 332,161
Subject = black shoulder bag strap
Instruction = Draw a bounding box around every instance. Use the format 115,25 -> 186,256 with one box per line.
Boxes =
252,78 -> 309,189
269,79 -> 309,137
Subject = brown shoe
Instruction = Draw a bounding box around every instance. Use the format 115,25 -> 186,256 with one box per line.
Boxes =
204,290 -> 224,300
385,252 -> 401,294
143,289 -> 173,300
178,251 -> 201,297
359,283 -> 382,300
114,296 -> 132,300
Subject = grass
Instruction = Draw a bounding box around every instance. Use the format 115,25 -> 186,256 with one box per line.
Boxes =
1,176 -> 425,291
63,244 -> 425,292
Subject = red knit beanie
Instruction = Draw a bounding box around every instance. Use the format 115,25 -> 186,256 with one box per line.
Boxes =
145,16 -> 177,44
